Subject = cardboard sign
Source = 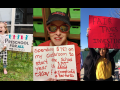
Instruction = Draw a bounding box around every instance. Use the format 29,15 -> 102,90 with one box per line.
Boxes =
7,33 -> 32,52
33,45 -> 77,81
88,15 -> 120,49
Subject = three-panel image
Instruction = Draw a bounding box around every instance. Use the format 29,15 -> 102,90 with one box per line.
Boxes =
0,8 -> 120,81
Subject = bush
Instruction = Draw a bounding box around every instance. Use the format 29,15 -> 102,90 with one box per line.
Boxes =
84,48 -> 89,51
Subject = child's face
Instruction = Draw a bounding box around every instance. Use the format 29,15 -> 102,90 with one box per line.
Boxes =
47,20 -> 69,46
0,23 -> 6,35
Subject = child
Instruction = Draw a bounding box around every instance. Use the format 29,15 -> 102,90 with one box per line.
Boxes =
0,22 -> 9,74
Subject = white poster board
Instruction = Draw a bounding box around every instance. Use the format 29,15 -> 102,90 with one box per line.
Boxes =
7,33 -> 32,52
33,45 -> 77,81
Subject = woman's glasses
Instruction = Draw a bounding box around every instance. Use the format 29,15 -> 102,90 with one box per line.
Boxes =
47,24 -> 70,33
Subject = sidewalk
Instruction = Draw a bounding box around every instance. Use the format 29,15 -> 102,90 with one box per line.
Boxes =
80,68 -> 84,81
80,68 -> 120,81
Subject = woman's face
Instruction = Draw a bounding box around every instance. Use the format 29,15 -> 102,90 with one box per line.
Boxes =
99,48 -> 107,57
47,20 -> 69,46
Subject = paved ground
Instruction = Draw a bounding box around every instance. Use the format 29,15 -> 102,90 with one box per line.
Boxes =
80,67 -> 120,81
80,68 -> 84,81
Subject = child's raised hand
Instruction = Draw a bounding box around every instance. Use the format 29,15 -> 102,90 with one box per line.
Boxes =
2,46 -> 6,51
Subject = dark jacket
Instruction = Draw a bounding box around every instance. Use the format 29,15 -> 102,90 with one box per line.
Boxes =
83,48 -> 119,81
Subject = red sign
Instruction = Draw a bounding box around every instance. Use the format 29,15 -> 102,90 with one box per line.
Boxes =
88,15 -> 120,49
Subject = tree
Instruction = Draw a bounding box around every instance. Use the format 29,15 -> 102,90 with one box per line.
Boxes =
84,48 -> 89,51
109,8 -> 120,18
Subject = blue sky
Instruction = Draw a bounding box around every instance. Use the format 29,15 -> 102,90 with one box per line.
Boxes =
81,8 -> 119,49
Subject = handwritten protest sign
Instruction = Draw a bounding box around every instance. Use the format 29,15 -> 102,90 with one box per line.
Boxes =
88,15 -> 120,49
33,45 -> 77,81
7,33 -> 32,52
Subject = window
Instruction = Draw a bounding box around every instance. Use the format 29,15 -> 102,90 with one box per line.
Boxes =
15,26 -> 33,34
15,8 -> 33,24
0,8 -> 12,34
0,8 -> 33,34
14,8 -> 33,34
0,8 -> 12,24
7,26 -> 11,33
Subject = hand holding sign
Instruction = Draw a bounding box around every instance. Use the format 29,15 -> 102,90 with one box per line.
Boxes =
88,15 -> 120,49
86,28 -> 90,37
46,78 -> 57,81
2,46 -> 6,51
33,45 -> 77,81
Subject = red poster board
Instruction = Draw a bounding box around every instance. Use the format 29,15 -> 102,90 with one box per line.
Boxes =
88,15 -> 120,49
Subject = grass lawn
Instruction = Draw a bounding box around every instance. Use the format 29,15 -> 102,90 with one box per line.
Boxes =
0,51 -> 33,81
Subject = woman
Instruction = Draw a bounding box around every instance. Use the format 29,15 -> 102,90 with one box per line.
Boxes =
83,28 -> 119,81
38,12 -> 80,81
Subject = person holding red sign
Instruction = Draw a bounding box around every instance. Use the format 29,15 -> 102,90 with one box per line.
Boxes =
83,28 -> 119,81
38,12 -> 80,81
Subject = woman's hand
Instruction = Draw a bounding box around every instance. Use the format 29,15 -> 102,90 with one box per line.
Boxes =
87,28 -> 90,33
46,78 -> 57,81
57,79 -> 67,81
86,28 -> 90,37
2,46 -> 6,51
46,78 -> 67,81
